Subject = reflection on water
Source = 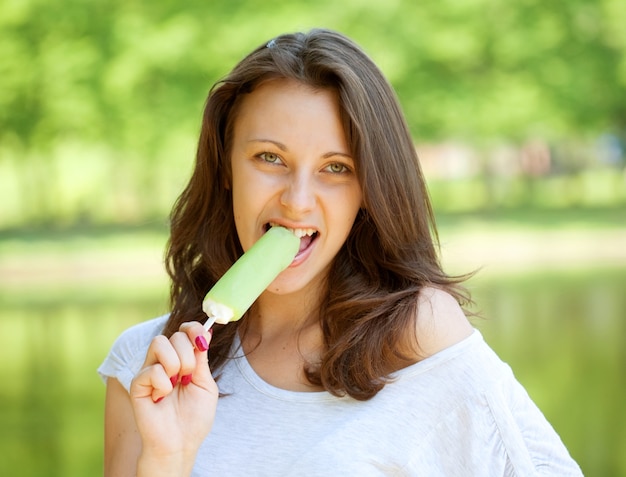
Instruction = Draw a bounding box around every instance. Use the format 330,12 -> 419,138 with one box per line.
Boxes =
0,298 -> 168,477
0,269 -> 624,477
474,270 -> 626,477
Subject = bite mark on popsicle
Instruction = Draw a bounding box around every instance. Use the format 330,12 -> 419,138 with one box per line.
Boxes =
202,226 -> 301,330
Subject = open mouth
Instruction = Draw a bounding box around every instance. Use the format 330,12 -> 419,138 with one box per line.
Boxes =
266,223 -> 319,254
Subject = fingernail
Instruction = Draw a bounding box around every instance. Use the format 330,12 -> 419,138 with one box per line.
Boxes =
154,396 -> 164,403
195,335 -> 209,352
170,375 -> 179,387
181,374 -> 193,386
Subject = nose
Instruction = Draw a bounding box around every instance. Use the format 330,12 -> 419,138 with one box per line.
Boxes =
280,173 -> 316,215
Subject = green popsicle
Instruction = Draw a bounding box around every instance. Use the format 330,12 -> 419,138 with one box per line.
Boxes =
202,226 -> 300,329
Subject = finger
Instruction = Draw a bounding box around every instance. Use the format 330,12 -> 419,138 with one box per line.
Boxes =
177,322 -> 212,358
190,333 -> 216,392
178,322 -> 215,391
179,321 -> 211,351
169,330 -> 197,380
131,362 -> 172,403
142,334 -> 182,382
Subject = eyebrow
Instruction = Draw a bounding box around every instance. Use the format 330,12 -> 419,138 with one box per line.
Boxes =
248,139 -> 288,151
248,138 -> 353,160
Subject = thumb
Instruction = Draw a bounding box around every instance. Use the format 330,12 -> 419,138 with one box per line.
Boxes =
191,330 -> 216,392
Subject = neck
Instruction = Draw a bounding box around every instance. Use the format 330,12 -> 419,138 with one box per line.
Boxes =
240,284 -> 326,392
250,285 -> 322,337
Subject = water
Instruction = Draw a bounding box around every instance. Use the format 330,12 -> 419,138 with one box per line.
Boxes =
473,269 -> 626,476
1,268 -> 624,476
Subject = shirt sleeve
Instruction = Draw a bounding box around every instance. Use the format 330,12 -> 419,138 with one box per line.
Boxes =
401,337 -> 584,476
97,314 -> 169,392
487,377 -> 585,476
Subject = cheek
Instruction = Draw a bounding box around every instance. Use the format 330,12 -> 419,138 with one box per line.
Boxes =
230,174 -> 255,239
231,165 -> 258,211
330,190 -> 362,236
343,186 -> 363,222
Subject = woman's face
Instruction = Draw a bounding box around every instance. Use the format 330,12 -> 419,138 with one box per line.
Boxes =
229,78 -> 363,297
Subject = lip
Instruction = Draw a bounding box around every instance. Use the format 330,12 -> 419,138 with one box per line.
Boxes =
265,219 -> 320,234
264,219 -> 320,266
291,235 -> 317,266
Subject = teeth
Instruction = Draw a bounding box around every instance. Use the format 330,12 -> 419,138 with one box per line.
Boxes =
269,223 -> 316,238
293,228 -> 316,238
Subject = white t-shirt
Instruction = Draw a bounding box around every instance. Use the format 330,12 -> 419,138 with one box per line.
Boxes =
98,315 -> 584,476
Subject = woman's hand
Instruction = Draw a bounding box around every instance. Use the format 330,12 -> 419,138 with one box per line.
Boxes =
130,321 -> 218,476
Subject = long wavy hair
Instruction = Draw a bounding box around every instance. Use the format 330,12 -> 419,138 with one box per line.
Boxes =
163,29 -> 472,400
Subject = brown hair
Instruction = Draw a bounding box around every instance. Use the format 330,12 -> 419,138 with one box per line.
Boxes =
163,29 -> 472,400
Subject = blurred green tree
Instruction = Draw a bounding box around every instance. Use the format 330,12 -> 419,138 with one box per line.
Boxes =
0,0 -> 624,226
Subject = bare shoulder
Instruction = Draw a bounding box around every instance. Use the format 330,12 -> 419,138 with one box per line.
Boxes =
413,286 -> 474,358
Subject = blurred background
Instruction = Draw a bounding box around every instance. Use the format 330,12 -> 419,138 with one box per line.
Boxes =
1,0 -> 625,475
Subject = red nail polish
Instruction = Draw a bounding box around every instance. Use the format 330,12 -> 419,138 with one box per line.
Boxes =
170,375 -> 179,387
195,335 -> 208,352
154,396 -> 164,403
181,374 -> 193,386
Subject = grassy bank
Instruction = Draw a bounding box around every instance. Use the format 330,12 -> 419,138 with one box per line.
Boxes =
1,205 -> 624,302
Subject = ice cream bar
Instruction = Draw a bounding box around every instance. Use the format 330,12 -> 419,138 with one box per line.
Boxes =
202,226 -> 300,329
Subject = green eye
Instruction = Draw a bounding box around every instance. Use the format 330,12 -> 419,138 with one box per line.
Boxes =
260,152 -> 280,163
327,163 -> 348,173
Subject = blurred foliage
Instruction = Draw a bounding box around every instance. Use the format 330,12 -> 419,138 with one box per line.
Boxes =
1,0 -> 625,227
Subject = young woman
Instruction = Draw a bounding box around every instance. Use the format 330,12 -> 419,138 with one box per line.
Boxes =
100,29 -> 583,476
